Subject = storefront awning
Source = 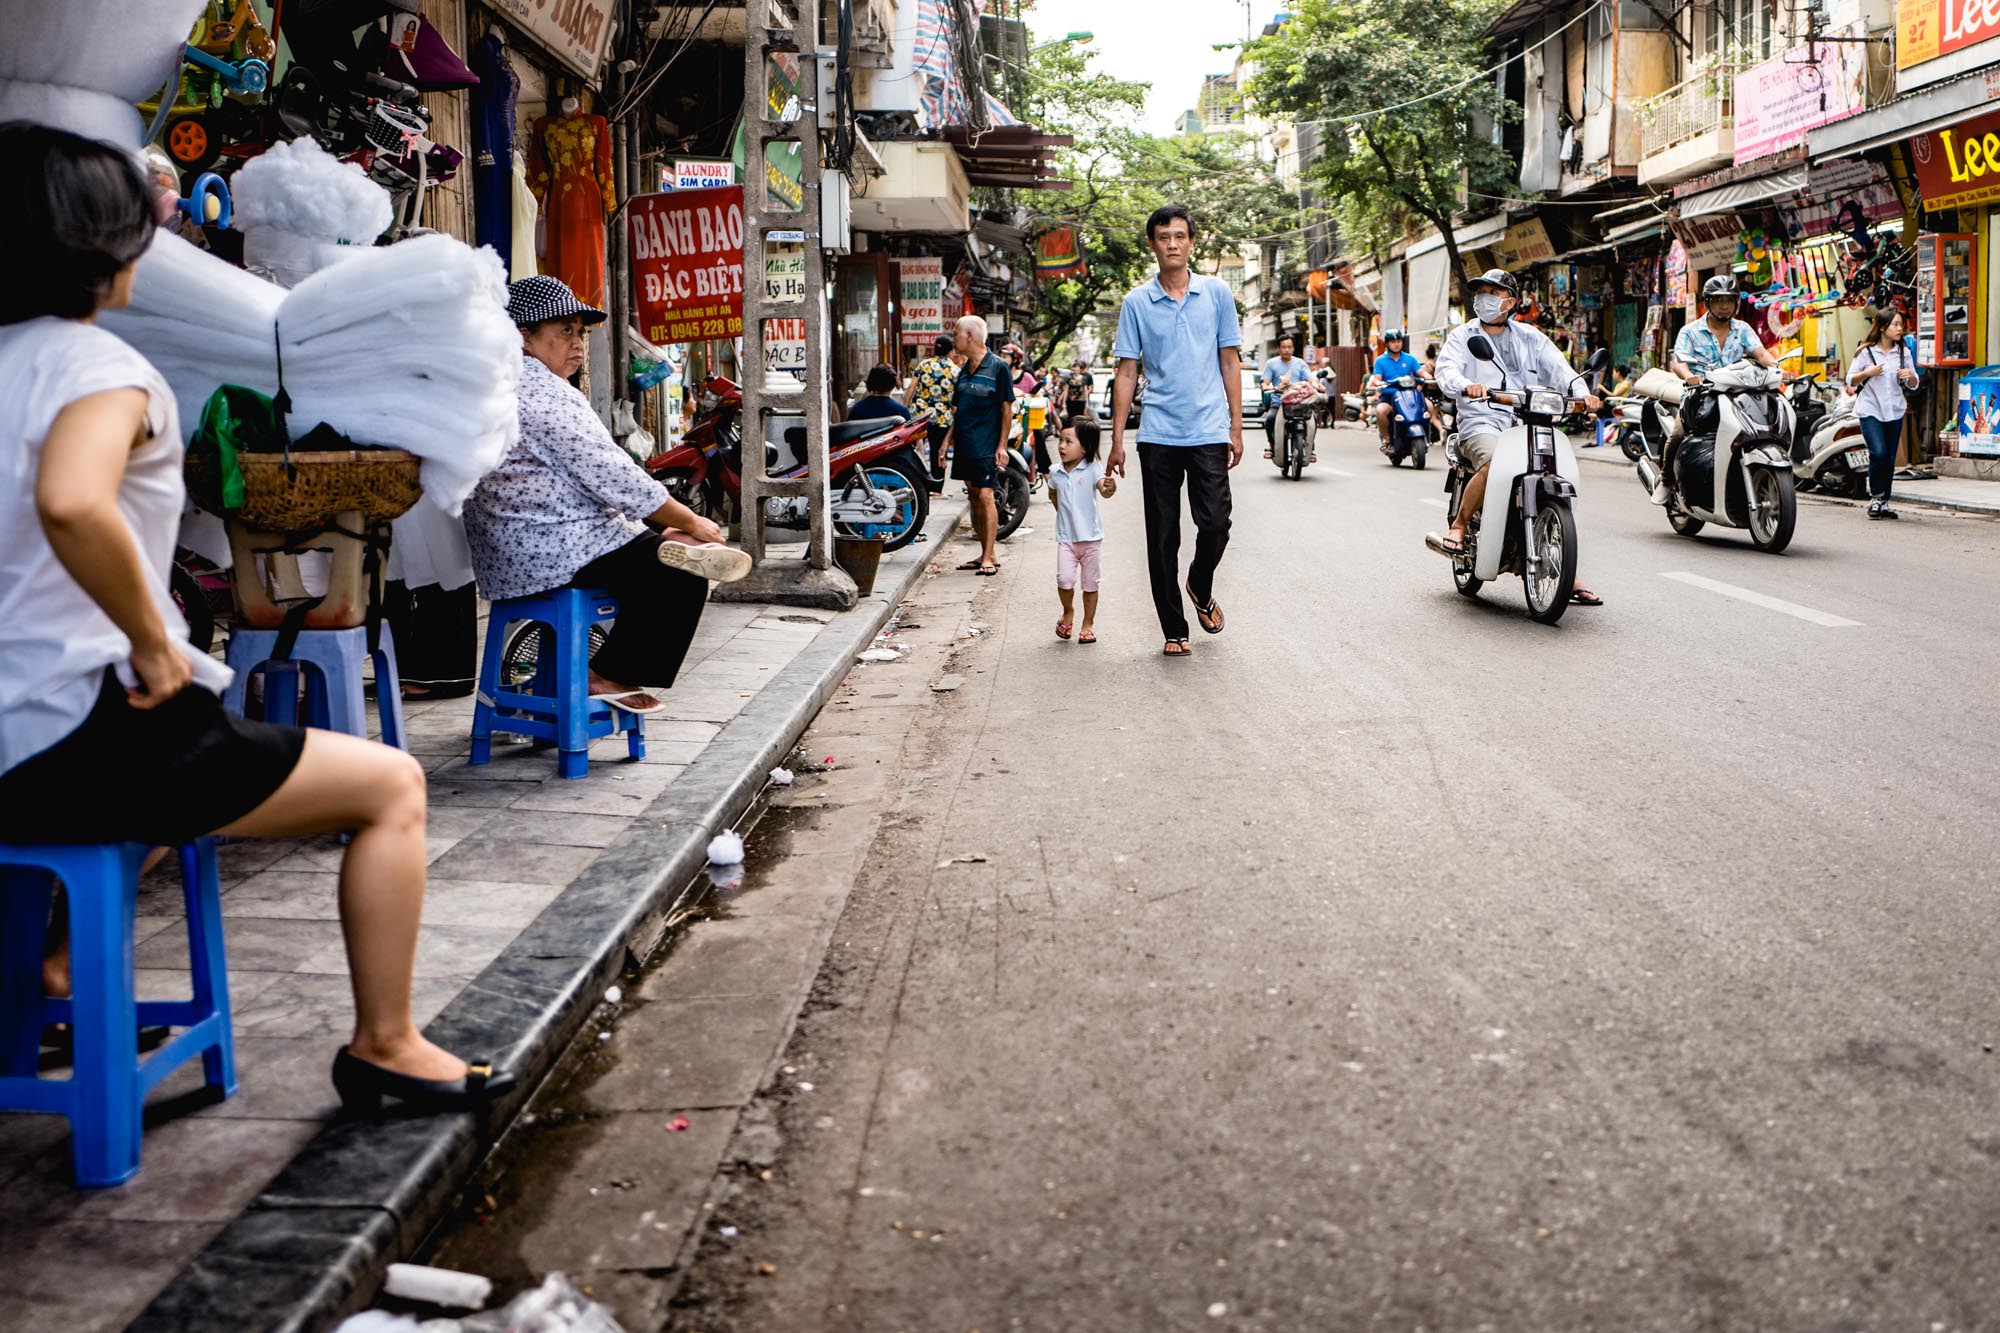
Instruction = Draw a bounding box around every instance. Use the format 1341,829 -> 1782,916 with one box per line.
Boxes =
1807,70 -> 2000,162
1678,168 -> 1808,220
938,125 -> 1075,191
1603,213 -> 1669,244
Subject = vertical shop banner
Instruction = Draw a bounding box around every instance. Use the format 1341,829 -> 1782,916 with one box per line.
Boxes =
1733,29 -> 1867,165
628,186 -> 745,346
482,0 -> 616,81
766,230 -> 807,303
897,258 -> 944,344
1909,107 -> 2000,211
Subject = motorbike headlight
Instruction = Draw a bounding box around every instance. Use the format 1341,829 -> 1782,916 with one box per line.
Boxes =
1528,390 -> 1565,418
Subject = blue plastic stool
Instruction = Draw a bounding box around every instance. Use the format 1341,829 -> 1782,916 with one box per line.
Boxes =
223,624 -> 405,749
470,588 -> 644,779
0,839 -> 236,1187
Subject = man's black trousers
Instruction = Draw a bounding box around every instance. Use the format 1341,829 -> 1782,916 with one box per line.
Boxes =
1136,442 -> 1232,641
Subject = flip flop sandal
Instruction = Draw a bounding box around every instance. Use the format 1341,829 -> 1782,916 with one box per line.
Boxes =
1162,639 -> 1191,657
1056,619 -> 1073,640
590,691 -> 665,714
1078,629 -> 1097,644
955,559 -> 985,571
1570,589 -> 1604,607
975,564 -> 1001,576
1186,584 -> 1225,634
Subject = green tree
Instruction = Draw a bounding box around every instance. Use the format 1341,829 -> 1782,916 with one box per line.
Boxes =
1247,0 -> 1517,307
1007,42 -> 1296,358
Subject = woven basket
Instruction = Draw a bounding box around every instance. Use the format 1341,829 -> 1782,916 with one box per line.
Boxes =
235,449 -> 423,531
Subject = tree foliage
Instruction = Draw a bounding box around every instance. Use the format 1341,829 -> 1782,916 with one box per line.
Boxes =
1008,39 -> 1294,360
1247,0 -> 1517,305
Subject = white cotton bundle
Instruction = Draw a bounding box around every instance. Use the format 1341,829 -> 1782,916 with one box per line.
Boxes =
0,0 -> 204,146
232,138 -> 394,245
276,235 -> 520,513
98,232 -> 285,430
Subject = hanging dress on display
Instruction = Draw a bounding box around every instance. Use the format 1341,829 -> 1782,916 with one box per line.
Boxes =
469,32 -> 520,266
528,111 -> 615,308
511,151 -> 540,281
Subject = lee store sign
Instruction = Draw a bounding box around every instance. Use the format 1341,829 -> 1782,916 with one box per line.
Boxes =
1909,107 -> 2000,212
1899,0 -> 2000,77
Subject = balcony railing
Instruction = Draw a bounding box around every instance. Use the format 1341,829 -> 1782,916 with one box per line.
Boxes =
1637,69 -> 1742,160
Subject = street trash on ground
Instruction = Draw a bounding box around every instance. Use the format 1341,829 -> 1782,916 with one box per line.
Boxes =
707,829 -> 745,865
604,986 -> 622,1004
768,766 -> 794,787
463,1273 -> 625,1333
668,1115 -> 691,1132
383,1263 -> 492,1310
719,1225 -> 739,1238
333,1315 -> 422,1333
857,645 -> 908,662
937,853 -> 988,868
706,862 -> 744,890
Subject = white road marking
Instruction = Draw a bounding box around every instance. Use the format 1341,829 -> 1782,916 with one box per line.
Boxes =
1416,497 -> 1448,509
1660,572 -> 1861,627
1318,466 -> 1357,477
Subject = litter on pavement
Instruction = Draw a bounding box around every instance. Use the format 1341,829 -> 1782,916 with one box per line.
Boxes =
382,1263 -> 491,1310
937,853 -> 989,867
768,766 -> 794,786
706,829 -> 745,865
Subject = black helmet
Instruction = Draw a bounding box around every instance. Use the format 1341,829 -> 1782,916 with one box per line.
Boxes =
1701,275 -> 1739,303
1382,327 -> 1406,342
1469,268 -> 1519,295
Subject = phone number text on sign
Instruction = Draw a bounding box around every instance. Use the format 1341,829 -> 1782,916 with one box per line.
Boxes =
629,185 -> 747,345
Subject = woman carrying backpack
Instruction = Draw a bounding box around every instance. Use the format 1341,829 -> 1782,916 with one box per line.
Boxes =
1846,309 -> 1921,520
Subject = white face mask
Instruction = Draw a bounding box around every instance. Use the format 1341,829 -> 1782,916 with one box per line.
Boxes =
1473,294 -> 1508,324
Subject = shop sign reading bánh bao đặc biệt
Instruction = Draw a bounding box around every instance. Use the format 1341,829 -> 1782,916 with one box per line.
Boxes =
628,186 -> 745,346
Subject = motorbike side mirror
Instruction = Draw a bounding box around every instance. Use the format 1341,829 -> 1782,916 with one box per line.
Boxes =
1585,348 -> 1611,373
1466,335 -> 1496,362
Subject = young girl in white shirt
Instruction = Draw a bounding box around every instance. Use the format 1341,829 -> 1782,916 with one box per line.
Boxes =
1846,309 -> 1921,520
1046,417 -> 1117,644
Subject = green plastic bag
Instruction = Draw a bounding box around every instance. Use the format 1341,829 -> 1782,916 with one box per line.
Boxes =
187,383 -> 287,516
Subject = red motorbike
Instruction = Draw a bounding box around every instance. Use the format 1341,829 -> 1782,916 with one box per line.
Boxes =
646,376 -> 932,550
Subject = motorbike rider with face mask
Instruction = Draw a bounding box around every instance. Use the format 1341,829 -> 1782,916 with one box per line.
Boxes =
1655,276 -> 1783,504
1433,268 -> 1603,606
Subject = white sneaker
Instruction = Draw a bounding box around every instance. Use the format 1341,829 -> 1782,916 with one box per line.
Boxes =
657,540 -> 753,583
1648,480 -> 1670,506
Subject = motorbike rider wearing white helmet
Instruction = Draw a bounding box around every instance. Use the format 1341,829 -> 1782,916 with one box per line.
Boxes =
1433,268 -> 1603,606
1656,276 -> 1784,504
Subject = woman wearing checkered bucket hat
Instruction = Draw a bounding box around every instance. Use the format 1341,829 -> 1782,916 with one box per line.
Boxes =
462,277 -> 753,714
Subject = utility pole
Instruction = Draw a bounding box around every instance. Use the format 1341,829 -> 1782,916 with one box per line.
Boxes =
725,0 -> 858,608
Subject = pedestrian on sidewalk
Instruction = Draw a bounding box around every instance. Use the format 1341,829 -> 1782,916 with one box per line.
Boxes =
1847,309 -> 1921,520
941,314 -> 1013,576
1047,417 -> 1117,644
1107,205 -> 1243,657
904,333 -> 958,491
0,122 -> 513,1114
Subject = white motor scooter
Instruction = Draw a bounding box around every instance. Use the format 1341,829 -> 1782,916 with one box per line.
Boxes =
1785,375 -> 1869,497
1426,340 -> 1607,624
1631,361 -> 1798,552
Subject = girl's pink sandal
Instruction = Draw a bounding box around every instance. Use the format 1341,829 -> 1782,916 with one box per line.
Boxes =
1055,619 -> 1073,640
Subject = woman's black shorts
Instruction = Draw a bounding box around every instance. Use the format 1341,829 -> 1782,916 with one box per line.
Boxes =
0,670 -> 307,846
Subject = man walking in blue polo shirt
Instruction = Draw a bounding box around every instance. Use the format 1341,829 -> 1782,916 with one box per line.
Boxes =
1107,205 -> 1244,657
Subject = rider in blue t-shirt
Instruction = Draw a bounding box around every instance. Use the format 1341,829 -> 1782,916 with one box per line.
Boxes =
1259,334 -> 1313,458
1369,329 -> 1423,450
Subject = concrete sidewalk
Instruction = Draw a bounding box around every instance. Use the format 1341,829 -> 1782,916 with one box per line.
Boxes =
0,505 -> 961,1332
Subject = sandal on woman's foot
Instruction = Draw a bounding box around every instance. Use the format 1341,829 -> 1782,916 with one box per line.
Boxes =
1162,639 -> 1191,657
1570,588 -> 1603,607
590,690 -> 665,714
331,1048 -> 517,1116
1186,583 -> 1224,634
1056,619 -> 1073,640
1425,531 -> 1465,557
656,540 -> 753,584
1078,628 -> 1097,644
955,559 -> 985,570
975,563 -> 1001,576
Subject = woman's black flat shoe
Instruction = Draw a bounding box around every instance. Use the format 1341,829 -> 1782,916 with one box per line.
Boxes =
331,1048 -> 517,1115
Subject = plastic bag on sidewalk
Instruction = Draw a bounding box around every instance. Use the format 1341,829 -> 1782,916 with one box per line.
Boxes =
460,1273 -> 626,1332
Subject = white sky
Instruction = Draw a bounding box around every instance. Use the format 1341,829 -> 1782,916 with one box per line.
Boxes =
1019,0 -> 1268,134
